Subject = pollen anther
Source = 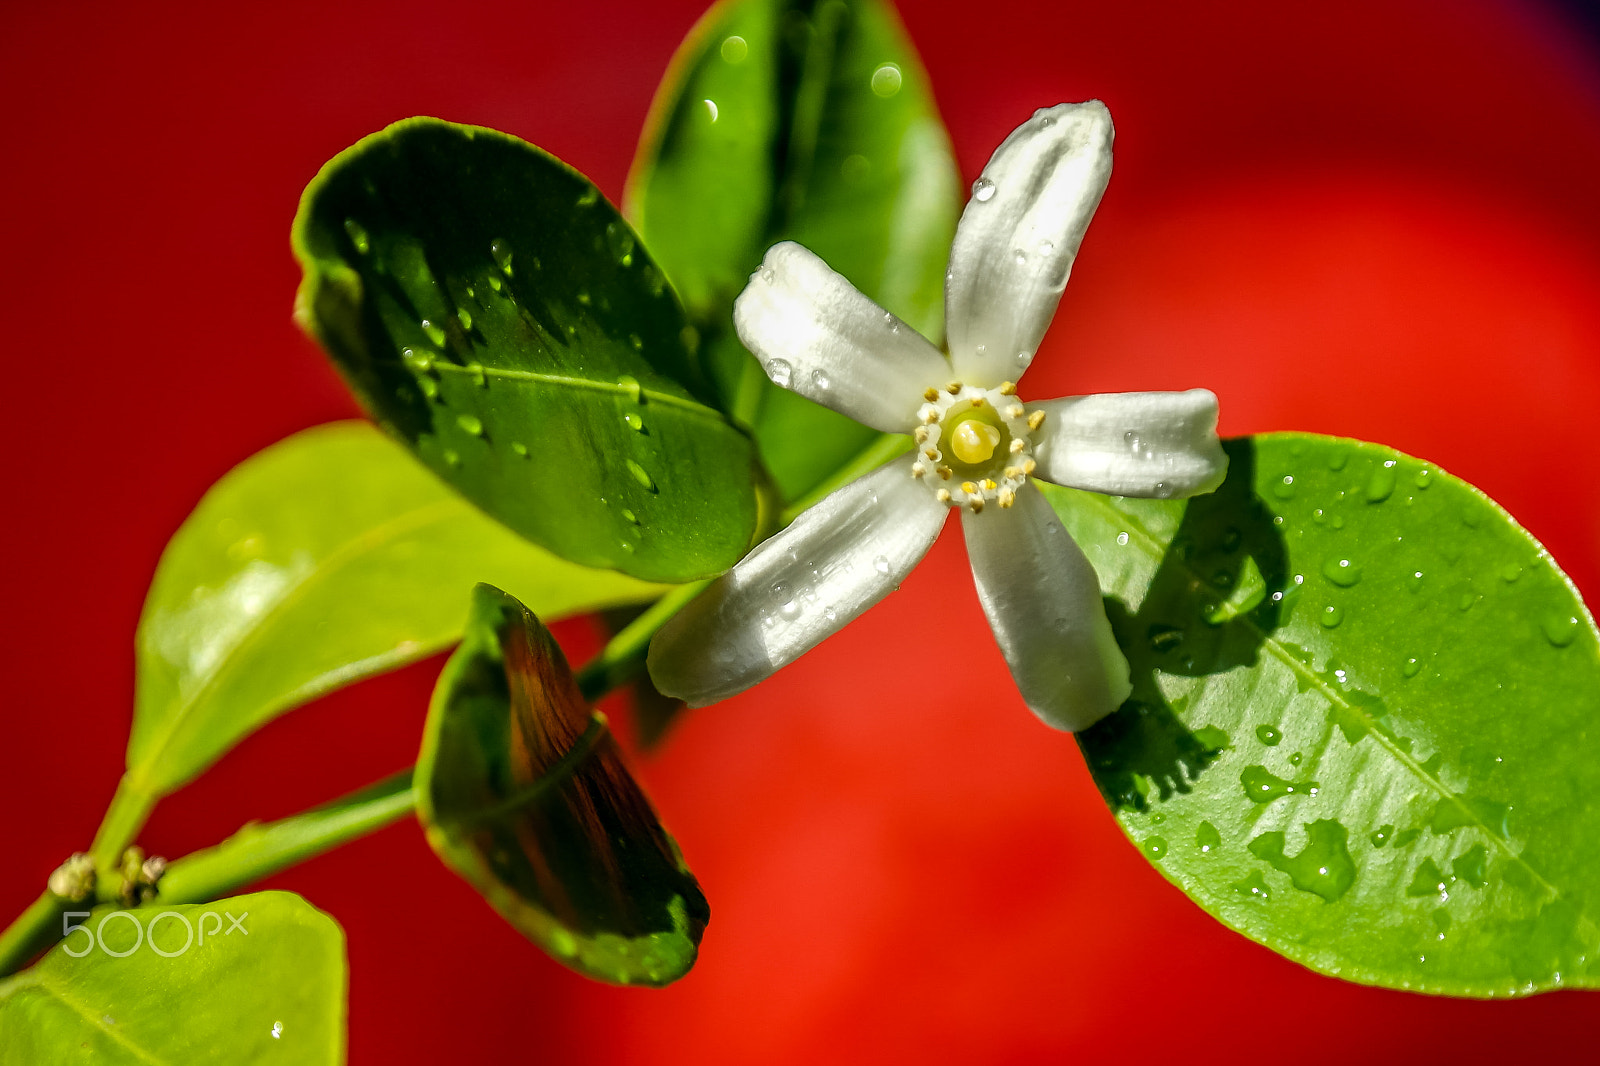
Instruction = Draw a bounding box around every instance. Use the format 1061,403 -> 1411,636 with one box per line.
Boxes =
969,498 -> 985,513
1009,439 -> 1025,454
936,488 -> 952,503
1006,404 -> 1025,419
1027,410 -> 1046,431
945,381 -> 963,395
924,387 -> 939,402
961,481 -> 978,495
1022,458 -> 1037,475
999,381 -> 1017,396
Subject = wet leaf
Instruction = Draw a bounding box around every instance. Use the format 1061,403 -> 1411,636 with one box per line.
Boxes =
131,422 -> 664,798
627,0 -> 959,500
0,892 -> 344,1065
416,584 -> 708,986
294,118 -> 759,582
1044,433 -> 1600,996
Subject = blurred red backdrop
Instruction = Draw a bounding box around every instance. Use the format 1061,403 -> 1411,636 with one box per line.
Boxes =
4,0 -> 1600,1061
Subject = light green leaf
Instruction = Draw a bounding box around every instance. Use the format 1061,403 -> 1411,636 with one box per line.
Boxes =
1043,434 -> 1600,996
417,585 -> 708,987
293,117 -> 759,582
0,892 -> 344,1065
130,421 -> 664,798
627,0 -> 959,500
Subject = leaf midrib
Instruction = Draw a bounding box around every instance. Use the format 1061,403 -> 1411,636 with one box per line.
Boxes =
130,498 -> 465,792
1080,488 -> 1564,903
1,971 -> 169,1065
423,361 -> 731,423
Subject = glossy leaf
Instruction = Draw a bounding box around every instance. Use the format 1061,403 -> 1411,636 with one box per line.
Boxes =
1043,434 -> 1600,995
131,421 -> 664,798
627,0 -> 959,500
294,117 -> 759,582
416,584 -> 708,986
0,892 -> 344,1065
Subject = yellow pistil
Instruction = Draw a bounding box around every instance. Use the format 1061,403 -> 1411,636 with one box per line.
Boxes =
950,421 -> 1001,465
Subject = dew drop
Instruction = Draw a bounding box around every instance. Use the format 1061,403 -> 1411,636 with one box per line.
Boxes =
456,413 -> 484,437
1256,724 -> 1282,746
617,374 -> 643,402
605,221 -> 635,265
1013,248 -> 1027,265
873,555 -> 891,575
624,412 -> 644,431
511,441 -> 528,458
1038,239 -> 1055,256
1542,613 -> 1580,648
1147,623 -> 1184,653
1365,459 -> 1397,503
418,377 -> 439,400
1322,557 -> 1362,587
401,346 -> 434,372
628,333 -> 644,352
703,98 -> 719,122
1015,350 -> 1032,368
1402,656 -> 1421,677
1370,824 -> 1394,848
342,218 -> 370,254
823,605 -> 837,622
779,598 -> 801,620
1320,604 -> 1344,628
625,459 -> 657,491
490,238 -> 513,276
1116,532 -> 1130,546
1414,466 -> 1434,489
487,275 -> 503,293
1196,821 -> 1221,853
621,508 -> 639,525
1143,836 -> 1168,860
576,187 -> 599,208
442,448 -> 460,467
1272,474 -> 1297,500
420,319 -> 447,346
720,34 -> 747,63
766,358 -> 793,386
971,177 -> 997,202
810,368 -> 831,390
870,62 -> 903,97
456,308 -> 473,331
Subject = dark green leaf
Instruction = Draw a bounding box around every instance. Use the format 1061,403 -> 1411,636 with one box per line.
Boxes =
131,421 -> 664,798
416,584 -> 708,986
0,892 -> 344,1065
627,0 -> 959,500
293,117 -> 759,582
1043,434 -> 1600,995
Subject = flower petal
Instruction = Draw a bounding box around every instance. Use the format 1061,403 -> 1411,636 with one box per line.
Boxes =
945,101 -> 1114,386
648,458 -> 949,706
1031,389 -> 1227,498
733,242 -> 951,433
962,482 -> 1131,731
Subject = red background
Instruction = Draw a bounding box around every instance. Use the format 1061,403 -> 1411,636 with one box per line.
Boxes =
5,0 -> 1600,1060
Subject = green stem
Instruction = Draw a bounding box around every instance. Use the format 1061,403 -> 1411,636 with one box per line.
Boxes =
576,580 -> 710,702
156,770 -> 416,906
779,432 -> 911,525
0,892 -> 66,978
87,773 -> 159,873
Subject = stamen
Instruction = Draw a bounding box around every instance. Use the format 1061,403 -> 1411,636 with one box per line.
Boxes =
981,478 -> 997,491
1022,458 -> 1037,475
945,381 -> 963,395
936,488 -> 952,503
1027,410 -> 1046,431
1004,466 -> 1020,479
970,396 -> 985,408
999,487 -> 1016,508
1006,404 -> 1025,419
923,448 -> 938,460
969,498 -> 985,513
924,387 -> 940,402
999,381 -> 1017,396
912,465 -> 925,478
1009,439 -> 1025,454
937,466 -> 952,480
961,481 -> 978,495
914,427 -> 928,443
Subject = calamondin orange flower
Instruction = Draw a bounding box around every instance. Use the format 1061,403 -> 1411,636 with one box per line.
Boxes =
648,101 -> 1227,731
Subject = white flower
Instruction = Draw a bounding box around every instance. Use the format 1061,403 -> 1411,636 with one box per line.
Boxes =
646,101 -> 1227,731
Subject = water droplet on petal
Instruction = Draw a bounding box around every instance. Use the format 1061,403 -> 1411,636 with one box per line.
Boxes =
766,359 -> 793,386
456,308 -> 473,331
873,555 -> 891,575
1403,656 -> 1421,677
810,368 -> 831,390
456,414 -> 484,436
420,319 -> 447,346
703,98 -> 719,122
1321,604 -> 1344,628
1542,613 -> 1580,647
1322,557 -> 1362,587
343,218 -> 370,254
971,177 -> 996,202
623,412 -> 644,431
490,238 -> 513,276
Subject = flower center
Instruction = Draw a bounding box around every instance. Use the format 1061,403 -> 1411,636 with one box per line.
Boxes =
910,380 -> 1044,513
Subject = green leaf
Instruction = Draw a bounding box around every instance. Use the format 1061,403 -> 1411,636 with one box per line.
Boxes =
0,891 -> 344,1065
416,584 -> 708,986
1042,434 -> 1600,996
131,421 -> 664,798
627,0 -> 959,500
293,117 -> 759,582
